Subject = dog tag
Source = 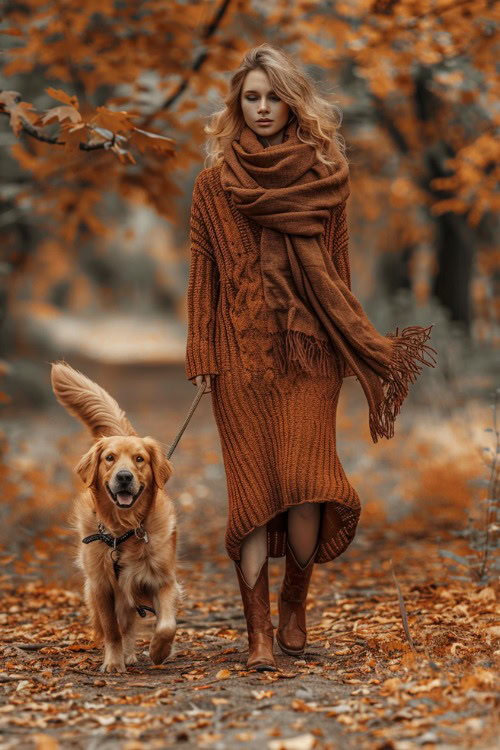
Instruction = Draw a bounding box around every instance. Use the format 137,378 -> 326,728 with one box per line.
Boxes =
135,523 -> 149,543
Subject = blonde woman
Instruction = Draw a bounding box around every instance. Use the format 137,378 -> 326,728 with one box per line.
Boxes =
185,44 -> 436,671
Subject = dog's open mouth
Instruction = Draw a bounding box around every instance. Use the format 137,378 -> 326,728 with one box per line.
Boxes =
106,482 -> 145,509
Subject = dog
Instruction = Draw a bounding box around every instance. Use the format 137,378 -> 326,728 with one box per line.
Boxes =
51,361 -> 181,673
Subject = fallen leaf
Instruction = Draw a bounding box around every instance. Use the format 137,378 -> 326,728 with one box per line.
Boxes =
473,587 -> 496,602
486,626 -> 500,637
33,735 -> 60,750
252,689 -> 275,700
268,734 -> 315,750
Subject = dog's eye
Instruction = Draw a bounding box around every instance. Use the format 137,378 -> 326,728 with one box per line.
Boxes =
136,456 -> 144,463
105,454 -> 114,462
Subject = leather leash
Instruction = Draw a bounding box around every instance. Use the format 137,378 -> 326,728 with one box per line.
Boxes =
166,380 -> 207,460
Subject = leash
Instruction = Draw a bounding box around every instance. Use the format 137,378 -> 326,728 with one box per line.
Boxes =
81,380 -> 208,617
166,380 -> 207,460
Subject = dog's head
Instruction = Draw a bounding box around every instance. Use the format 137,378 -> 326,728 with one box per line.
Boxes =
75,435 -> 173,511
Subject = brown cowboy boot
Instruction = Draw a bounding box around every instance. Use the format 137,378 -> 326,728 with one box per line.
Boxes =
234,558 -> 276,671
276,542 -> 318,656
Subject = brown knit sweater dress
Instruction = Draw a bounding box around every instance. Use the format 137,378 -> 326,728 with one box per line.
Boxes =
185,165 -> 361,564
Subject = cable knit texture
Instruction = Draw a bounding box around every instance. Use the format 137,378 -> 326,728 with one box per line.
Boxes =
186,164 -> 361,564
219,121 -> 437,444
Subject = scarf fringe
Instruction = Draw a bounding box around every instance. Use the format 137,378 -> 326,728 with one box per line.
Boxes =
369,324 -> 438,443
271,329 -> 336,378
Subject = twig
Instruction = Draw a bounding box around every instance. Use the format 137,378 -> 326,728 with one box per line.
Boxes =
0,111 -> 113,151
479,388 -> 500,581
390,559 -> 418,654
12,641 -> 67,651
53,0 -> 88,104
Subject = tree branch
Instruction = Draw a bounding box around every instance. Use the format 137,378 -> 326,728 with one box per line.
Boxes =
53,0 -> 89,104
0,111 -> 113,151
141,0 -> 231,127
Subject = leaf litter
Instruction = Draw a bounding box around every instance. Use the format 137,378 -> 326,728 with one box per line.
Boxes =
0,365 -> 498,750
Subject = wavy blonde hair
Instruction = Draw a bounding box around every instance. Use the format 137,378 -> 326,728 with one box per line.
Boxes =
204,43 -> 347,169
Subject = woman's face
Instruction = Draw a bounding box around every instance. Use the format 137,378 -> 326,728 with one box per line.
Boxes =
240,68 -> 290,146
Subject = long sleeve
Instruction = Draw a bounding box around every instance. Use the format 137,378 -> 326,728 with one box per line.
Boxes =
185,184 -> 220,381
327,200 -> 356,378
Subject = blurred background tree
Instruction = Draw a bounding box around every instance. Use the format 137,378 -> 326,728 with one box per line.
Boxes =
0,0 -> 497,390
0,1 -> 497,620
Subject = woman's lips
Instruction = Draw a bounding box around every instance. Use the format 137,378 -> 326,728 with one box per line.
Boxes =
256,121 -> 273,126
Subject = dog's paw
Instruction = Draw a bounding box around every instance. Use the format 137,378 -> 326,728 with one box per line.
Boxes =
125,653 -> 138,666
100,658 -> 126,673
149,631 -> 175,665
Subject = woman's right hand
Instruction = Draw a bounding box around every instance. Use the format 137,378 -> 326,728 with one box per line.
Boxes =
190,374 -> 213,393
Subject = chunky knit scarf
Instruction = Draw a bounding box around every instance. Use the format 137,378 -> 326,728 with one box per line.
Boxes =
220,119 -> 437,443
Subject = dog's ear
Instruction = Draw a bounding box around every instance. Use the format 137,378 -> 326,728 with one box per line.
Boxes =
75,441 -> 102,487
143,437 -> 173,489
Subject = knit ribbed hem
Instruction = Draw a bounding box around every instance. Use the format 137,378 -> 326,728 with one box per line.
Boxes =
225,495 -> 361,566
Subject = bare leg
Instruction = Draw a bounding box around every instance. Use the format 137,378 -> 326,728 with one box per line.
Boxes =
240,524 -> 268,587
287,502 -> 321,566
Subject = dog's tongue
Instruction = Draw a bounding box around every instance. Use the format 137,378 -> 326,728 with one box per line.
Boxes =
117,492 -> 134,506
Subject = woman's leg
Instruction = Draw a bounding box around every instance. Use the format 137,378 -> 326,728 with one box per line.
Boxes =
287,502 -> 321,566
235,523 -> 276,671
239,524 -> 268,587
277,503 -> 320,656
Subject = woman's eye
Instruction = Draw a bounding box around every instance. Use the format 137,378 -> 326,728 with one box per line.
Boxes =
105,454 -> 114,462
136,456 -> 144,463
246,95 -> 279,101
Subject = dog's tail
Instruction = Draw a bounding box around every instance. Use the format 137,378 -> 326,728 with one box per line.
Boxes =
51,361 -> 138,438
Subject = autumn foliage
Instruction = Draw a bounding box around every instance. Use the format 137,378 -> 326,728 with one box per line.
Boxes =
0,0 -> 497,336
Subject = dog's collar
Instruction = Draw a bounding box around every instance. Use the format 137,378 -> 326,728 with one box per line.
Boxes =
82,519 -> 149,548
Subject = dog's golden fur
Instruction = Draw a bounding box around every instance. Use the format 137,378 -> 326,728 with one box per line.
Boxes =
51,361 -> 181,673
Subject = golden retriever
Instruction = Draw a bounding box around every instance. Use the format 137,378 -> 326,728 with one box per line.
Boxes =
51,361 -> 181,673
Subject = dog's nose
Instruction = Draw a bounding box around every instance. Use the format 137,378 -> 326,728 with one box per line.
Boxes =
116,470 -> 133,484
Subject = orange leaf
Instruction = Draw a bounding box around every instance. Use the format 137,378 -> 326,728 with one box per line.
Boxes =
39,105 -> 82,126
130,127 -> 175,156
33,734 -> 59,750
0,91 -> 36,135
92,107 -> 136,134
45,87 -> 79,109
60,121 -> 87,152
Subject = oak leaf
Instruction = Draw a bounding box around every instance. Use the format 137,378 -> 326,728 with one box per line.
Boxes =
0,91 -> 37,135
39,106 -> 82,126
92,107 -> 136,134
45,88 -> 79,109
130,128 -> 175,156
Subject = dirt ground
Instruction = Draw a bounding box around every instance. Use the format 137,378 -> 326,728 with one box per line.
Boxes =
0,360 -> 498,750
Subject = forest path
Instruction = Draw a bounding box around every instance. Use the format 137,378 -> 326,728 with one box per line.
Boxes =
0,360 -> 497,750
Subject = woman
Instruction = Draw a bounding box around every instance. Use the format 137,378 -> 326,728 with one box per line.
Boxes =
185,44 -> 436,672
